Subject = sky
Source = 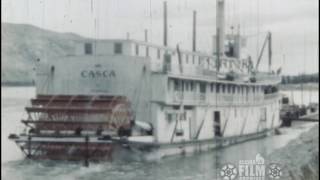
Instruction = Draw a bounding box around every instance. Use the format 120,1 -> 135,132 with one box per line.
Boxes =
2,0 -> 319,75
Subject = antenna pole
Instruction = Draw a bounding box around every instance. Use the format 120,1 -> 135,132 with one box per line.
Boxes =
268,32 -> 272,72
192,11 -> 197,52
163,1 -> 168,46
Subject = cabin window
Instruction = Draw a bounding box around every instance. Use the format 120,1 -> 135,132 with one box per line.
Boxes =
200,83 -> 206,93
216,84 -> 220,93
232,85 -> 236,93
168,80 -> 171,91
222,84 -> 226,93
227,85 -> 231,93
157,49 -> 161,59
114,43 -> 122,54
166,113 -> 173,121
135,44 -> 139,56
186,55 -> 189,64
185,81 -> 189,91
192,56 -> 195,64
210,83 -> 215,92
84,43 -> 93,55
181,81 -> 185,91
190,81 -> 195,91
164,53 -> 172,72
174,79 -> 179,91
198,56 -> 201,65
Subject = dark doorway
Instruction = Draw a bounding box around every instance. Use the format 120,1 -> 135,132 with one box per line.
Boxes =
214,111 -> 222,137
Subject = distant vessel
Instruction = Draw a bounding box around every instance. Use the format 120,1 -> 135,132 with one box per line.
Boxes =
9,0 -> 282,163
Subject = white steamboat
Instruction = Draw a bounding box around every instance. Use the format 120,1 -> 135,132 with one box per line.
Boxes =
9,0 -> 282,163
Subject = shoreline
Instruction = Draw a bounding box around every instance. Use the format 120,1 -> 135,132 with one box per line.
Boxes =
279,83 -> 319,91
267,124 -> 319,180
1,82 -> 35,87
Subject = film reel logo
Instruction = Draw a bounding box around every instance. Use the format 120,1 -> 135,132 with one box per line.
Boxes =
267,163 -> 283,179
219,163 -> 238,180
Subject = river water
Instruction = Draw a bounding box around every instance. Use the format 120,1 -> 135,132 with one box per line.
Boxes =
1,87 -> 318,180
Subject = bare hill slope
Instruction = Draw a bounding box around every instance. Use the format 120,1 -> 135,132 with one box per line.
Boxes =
1,23 -> 85,85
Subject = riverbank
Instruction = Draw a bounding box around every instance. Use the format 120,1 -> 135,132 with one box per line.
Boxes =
1,82 -> 34,87
267,124 -> 319,180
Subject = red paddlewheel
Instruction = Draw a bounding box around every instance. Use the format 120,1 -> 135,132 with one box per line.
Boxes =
24,95 -> 133,133
28,142 -> 114,161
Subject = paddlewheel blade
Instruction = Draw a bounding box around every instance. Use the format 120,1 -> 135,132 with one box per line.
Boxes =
19,94 -> 133,160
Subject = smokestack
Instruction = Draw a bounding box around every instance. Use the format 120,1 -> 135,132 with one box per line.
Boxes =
192,11 -> 197,52
216,0 -> 225,56
163,1 -> 168,46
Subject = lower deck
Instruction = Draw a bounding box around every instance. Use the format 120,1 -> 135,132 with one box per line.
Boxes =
152,95 -> 281,143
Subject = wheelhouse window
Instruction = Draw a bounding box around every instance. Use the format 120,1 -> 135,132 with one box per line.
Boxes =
84,43 -> 93,55
114,43 -> 122,54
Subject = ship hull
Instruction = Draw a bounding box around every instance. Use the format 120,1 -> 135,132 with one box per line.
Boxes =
11,129 -> 272,162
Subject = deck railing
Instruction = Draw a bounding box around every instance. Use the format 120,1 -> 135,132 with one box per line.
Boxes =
167,91 -> 280,106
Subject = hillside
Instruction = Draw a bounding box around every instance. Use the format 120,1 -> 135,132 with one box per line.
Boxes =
1,23 -> 86,85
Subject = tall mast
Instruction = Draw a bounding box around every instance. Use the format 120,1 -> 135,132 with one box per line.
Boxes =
268,32 -> 272,72
163,1 -> 168,47
192,11 -> 197,52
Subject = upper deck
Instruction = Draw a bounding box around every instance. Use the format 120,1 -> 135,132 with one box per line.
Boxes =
69,39 -> 281,85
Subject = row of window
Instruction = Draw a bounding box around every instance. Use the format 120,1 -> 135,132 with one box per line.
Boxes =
134,43 -> 211,66
84,42 -> 239,70
170,79 -> 276,95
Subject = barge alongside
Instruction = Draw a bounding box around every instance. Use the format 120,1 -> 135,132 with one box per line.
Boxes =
9,0 -> 282,163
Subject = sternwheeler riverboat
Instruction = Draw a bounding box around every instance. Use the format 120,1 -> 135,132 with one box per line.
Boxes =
9,0 -> 282,164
